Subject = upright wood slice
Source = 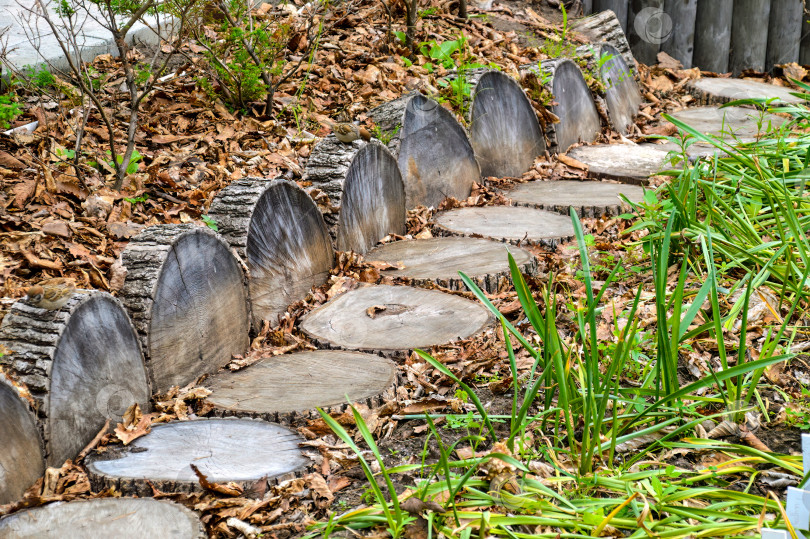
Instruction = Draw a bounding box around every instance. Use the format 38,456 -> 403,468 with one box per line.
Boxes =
567,143 -> 675,184
688,78 -> 804,106
120,224 -> 249,394
0,498 -> 205,538
0,292 -> 149,467
206,350 -> 397,422
600,43 -> 641,135
365,237 -> 537,292
86,418 -> 308,496
469,70 -> 545,178
433,206 -> 575,247
300,285 -> 492,357
571,10 -> 635,73
627,0 -> 663,66
0,378 -> 45,504
208,179 -> 334,330
368,93 -> 481,209
667,106 -> 787,139
660,0 -> 697,68
507,180 -> 646,217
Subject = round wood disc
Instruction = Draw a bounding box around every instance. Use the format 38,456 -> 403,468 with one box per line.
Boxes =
0,292 -> 150,467
601,43 -> 641,135
206,350 -> 397,420
0,379 -> 44,504
567,143 -> 675,184
365,237 -> 537,292
121,225 -> 250,393
548,60 -> 601,152
300,285 -> 492,355
470,70 -> 545,178
666,106 -> 787,139
507,180 -> 646,216
0,498 -> 205,538
433,206 -> 575,246
689,78 -> 804,105
640,141 -> 740,162
86,418 -> 307,495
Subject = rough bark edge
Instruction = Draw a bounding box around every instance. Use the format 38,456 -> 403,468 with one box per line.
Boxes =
507,194 -> 634,218
431,217 -> 575,249
207,178 -> 270,260
366,92 -> 417,156
571,10 -> 636,75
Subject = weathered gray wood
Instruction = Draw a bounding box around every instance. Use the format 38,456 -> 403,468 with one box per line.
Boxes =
593,2 -> 628,32
667,106 -> 787,139
0,379 -> 44,504
0,292 -> 149,467
209,179 -> 334,330
688,78 -> 804,106
433,206 -> 575,247
120,224 -> 250,394
300,285 -> 492,356
660,0 -> 696,68
86,418 -> 308,496
730,0 -> 771,75
365,237 -> 537,292
640,141 -> 736,162
507,179 -> 645,216
469,70 -> 545,178
571,9 -> 635,73
766,0 -> 803,72
207,351 -> 397,421
567,143 -> 674,184
801,15 -> 810,66
368,94 -> 480,209
0,498 -> 205,538
693,0 -> 733,73
600,43 -> 641,135
628,0 -> 664,66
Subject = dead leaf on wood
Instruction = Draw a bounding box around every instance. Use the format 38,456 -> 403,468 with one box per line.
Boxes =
190,463 -> 244,496
114,403 -> 154,445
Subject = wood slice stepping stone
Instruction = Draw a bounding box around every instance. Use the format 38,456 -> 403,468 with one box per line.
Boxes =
600,43 -> 641,135
567,143 -> 675,184
0,378 -> 45,504
208,179 -> 333,330
469,70 -> 545,178
666,106 -> 787,139
368,93 -> 480,209
0,498 -> 204,538
365,237 -> 536,292
688,78 -> 804,106
304,139 -> 406,254
571,10 -> 636,74
433,206 -> 575,247
120,224 -> 249,394
85,418 -> 307,496
0,291 -> 149,467
300,285 -> 492,357
507,180 -> 646,217
206,350 -> 397,421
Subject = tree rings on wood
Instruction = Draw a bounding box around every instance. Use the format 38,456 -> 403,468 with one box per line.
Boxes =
209,178 -> 334,330
507,180 -> 646,217
300,285 -> 492,357
600,43 -> 641,135
0,378 -> 45,504
120,224 -> 249,394
433,206 -> 575,247
469,70 -> 545,178
567,143 -> 675,184
0,498 -> 205,538
666,106 -> 786,139
85,418 -> 308,496
0,291 -> 149,467
368,93 -> 480,209
365,237 -> 537,292
206,350 -> 397,421
688,78 -> 804,106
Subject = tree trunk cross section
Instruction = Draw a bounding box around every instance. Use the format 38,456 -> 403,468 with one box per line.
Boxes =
506,179 -> 646,217
433,206 -> 575,247
0,379 -> 45,505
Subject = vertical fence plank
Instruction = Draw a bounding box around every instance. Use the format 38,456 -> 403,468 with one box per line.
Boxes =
594,0 -> 629,32
693,0 -> 733,73
730,0 -> 771,75
766,0 -> 803,71
660,0 -> 697,68
580,0 -> 594,16
802,14 -> 810,66
628,0 -> 664,66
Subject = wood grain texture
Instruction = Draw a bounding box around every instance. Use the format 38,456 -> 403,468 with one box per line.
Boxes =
207,350 -> 397,421
0,292 -> 149,467
366,237 -> 537,292
667,106 -> 786,139
537,59 -> 601,153
660,0 -> 696,68
693,0 -> 733,73
300,285 -> 492,356
209,179 -> 334,330
368,93 -> 480,208
507,180 -> 645,217
627,0 -> 663,66
730,0 -> 771,75
567,143 -> 674,184
600,43 -> 641,135
0,379 -> 45,504
0,498 -> 205,538
593,0 -> 628,32
687,79 -> 803,106
571,10 -> 635,73
120,224 -> 249,394
470,70 -> 545,178
433,206 -> 575,247
86,418 -> 308,496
